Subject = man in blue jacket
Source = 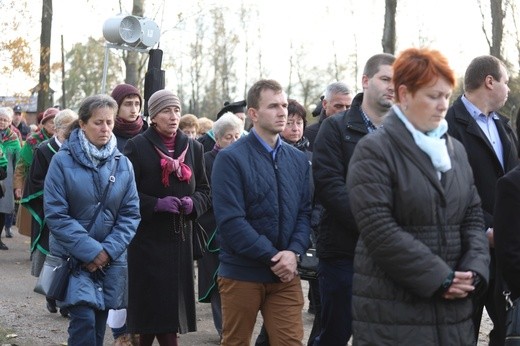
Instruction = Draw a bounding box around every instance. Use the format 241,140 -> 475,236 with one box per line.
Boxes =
212,79 -> 311,345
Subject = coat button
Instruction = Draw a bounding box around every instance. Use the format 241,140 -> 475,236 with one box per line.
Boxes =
98,287 -> 102,291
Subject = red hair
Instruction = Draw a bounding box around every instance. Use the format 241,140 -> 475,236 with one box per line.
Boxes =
393,48 -> 456,103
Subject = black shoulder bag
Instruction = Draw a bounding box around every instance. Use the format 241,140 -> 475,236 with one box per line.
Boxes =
504,284 -> 520,345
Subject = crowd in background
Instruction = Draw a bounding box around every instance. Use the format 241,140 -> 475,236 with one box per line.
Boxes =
1,47 -> 520,346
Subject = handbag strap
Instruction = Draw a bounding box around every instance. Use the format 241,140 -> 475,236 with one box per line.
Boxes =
85,156 -> 120,234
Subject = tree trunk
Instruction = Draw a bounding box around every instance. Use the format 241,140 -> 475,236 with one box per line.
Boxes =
38,0 -> 53,113
490,0 -> 504,59
124,0 -> 144,86
382,0 -> 397,54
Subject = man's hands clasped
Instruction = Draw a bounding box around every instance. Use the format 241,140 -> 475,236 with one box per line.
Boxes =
271,250 -> 299,283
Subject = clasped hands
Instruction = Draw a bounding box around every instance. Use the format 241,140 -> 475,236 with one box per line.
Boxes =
271,250 -> 299,283
442,271 -> 476,300
155,196 -> 193,214
85,249 -> 110,273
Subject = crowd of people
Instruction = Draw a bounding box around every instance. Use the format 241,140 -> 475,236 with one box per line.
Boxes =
1,47 -> 519,346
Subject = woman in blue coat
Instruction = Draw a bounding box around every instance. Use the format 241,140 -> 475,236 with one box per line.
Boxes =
44,94 -> 141,346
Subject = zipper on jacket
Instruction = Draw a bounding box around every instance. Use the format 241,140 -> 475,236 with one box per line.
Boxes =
272,154 -> 283,249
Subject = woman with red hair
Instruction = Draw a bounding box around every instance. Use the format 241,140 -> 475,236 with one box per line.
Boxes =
346,48 -> 490,345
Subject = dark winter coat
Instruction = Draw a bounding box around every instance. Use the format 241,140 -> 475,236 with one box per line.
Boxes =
124,127 -> 211,334
312,93 -> 368,260
495,165 -> 520,299
45,129 -> 141,310
212,132 -> 312,283
22,137 -> 59,255
197,149 -> 219,302
445,96 -> 518,229
198,131 -> 217,153
347,111 -> 490,346
303,110 -> 326,152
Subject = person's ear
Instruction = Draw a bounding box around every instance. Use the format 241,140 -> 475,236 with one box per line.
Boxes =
248,108 -> 258,123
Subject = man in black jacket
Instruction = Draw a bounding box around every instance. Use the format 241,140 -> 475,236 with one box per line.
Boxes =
312,53 -> 395,346
304,82 -> 353,152
446,55 -> 519,346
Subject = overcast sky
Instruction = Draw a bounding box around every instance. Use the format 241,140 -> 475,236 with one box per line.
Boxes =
2,0 -> 519,97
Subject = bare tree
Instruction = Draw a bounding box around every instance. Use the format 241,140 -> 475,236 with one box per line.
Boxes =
37,0 -> 53,112
509,0 -> 520,68
202,6 -> 239,119
478,0 -> 505,59
382,0 -> 397,54
188,14 -> 206,115
239,3 -> 252,100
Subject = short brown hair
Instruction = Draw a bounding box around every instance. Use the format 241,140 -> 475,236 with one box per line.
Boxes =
464,55 -> 505,92
179,114 -> 199,132
247,79 -> 283,110
393,48 -> 455,103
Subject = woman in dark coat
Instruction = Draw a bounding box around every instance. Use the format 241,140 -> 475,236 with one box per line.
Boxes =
346,48 -> 490,345
21,109 -> 77,316
197,112 -> 242,339
125,89 -> 211,346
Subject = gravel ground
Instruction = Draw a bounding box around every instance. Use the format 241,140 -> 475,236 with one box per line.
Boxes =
0,227 -> 490,345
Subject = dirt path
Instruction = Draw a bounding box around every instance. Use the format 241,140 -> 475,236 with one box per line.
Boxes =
0,228 -> 315,345
0,227 -> 490,345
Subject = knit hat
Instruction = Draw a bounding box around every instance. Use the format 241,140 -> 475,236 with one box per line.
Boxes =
40,107 -> 59,124
216,100 -> 247,119
148,89 -> 181,119
111,84 -> 142,111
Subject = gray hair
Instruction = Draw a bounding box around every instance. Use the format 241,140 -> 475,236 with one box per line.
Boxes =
323,82 -> 352,101
54,109 -> 78,131
212,112 -> 243,139
0,107 -> 14,121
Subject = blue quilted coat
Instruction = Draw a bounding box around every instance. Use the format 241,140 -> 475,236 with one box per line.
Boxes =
212,132 -> 312,283
44,128 -> 141,310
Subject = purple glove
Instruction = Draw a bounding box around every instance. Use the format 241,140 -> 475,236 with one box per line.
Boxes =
180,196 -> 193,215
155,196 -> 181,214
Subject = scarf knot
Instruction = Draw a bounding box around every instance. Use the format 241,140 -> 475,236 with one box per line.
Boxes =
155,144 -> 192,186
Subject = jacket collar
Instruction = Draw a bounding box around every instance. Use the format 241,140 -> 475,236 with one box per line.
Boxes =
451,96 -> 515,171
341,93 -> 372,134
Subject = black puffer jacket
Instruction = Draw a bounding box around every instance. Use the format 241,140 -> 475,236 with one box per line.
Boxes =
347,111 -> 490,346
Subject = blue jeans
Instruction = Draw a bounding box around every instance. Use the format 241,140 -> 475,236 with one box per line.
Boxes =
67,305 -> 108,346
210,289 -> 223,337
4,212 -> 14,230
314,258 -> 353,346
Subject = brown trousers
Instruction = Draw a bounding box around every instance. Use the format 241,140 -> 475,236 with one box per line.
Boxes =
218,276 -> 304,346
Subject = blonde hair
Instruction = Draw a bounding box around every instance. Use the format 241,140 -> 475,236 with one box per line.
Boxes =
54,109 -> 78,131
197,117 -> 214,136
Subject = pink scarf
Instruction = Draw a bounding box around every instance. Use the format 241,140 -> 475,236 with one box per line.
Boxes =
155,144 -> 192,186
